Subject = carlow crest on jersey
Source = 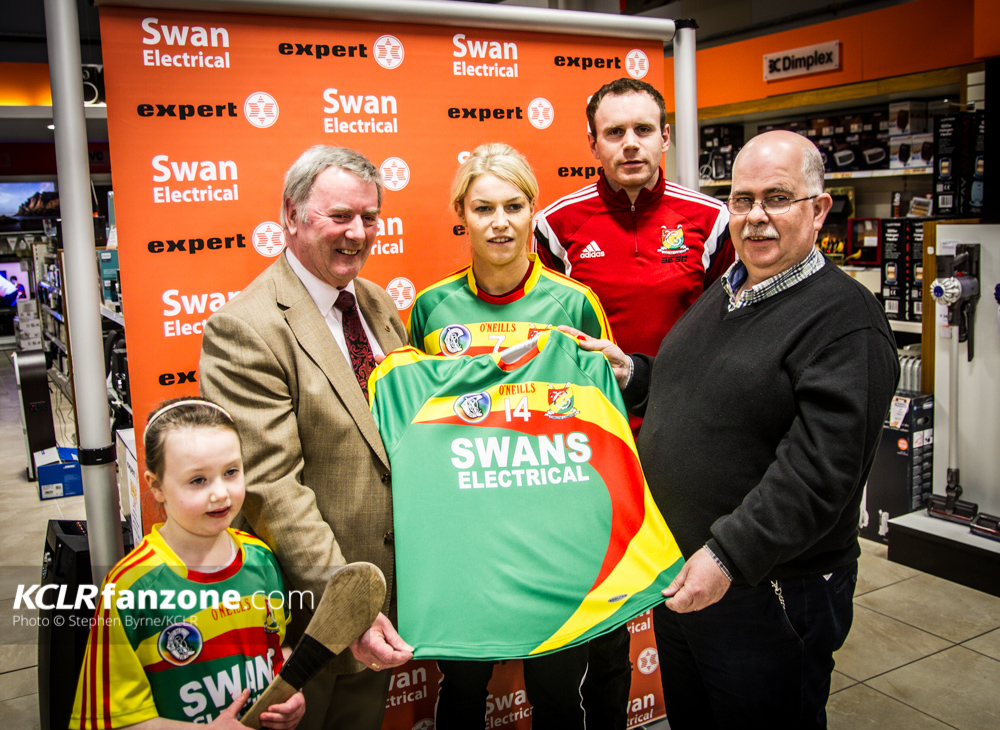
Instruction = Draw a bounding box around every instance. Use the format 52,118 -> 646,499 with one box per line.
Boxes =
157,621 -> 203,666
657,224 -> 688,254
545,383 -> 579,420
439,324 -> 472,356
455,392 -> 491,423
264,598 -> 281,634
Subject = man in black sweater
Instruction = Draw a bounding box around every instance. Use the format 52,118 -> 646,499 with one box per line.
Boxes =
572,130 -> 899,729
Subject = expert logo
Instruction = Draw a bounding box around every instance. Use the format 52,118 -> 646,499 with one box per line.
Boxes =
387,277 -> 415,310
527,98 -> 554,129
373,35 -> 404,69
625,49 -> 649,79
252,222 -> 285,257
244,92 -> 279,128
380,158 -> 410,192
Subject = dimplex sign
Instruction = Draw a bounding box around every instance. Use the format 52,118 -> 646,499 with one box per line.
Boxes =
763,41 -> 839,82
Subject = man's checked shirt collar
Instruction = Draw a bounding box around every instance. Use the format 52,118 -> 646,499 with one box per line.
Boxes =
722,246 -> 826,311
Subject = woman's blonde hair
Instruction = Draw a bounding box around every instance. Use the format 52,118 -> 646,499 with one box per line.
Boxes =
450,143 -> 539,213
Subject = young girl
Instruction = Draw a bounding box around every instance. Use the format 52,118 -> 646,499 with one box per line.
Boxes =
70,398 -> 305,729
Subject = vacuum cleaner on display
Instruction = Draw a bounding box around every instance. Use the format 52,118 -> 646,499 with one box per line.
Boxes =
927,244 -> 980,525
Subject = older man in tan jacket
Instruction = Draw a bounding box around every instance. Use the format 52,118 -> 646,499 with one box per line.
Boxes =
200,146 -> 412,730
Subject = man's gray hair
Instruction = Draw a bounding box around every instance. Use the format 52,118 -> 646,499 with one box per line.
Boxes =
281,145 -> 383,228
801,140 -> 826,196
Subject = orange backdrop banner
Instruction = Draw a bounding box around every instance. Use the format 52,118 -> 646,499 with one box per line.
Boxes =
100,6 -> 665,727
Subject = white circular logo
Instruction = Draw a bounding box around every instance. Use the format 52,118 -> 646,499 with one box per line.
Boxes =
244,92 -> 279,128
527,98 -> 554,130
411,721 -> 435,730
380,157 -> 410,191
252,222 -> 285,257
387,277 -> 415,310
626,50 -> 649,79
373,35 -> 405,69
637,647 -> 659,675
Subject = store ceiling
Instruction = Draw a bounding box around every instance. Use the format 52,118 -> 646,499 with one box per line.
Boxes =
0,0 -> 908,144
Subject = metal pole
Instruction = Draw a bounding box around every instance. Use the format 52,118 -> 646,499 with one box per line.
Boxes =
672,20 -> 699,190
44,0 -> 124,580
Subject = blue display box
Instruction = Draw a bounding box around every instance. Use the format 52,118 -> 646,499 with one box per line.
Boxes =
34,447 -> 83,500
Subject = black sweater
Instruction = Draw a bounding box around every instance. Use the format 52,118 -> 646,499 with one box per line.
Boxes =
624,261 -> 899,584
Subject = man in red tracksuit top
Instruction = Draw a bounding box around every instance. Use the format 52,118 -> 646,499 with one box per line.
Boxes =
532,77 -> 734,730
533,78 -> 733,360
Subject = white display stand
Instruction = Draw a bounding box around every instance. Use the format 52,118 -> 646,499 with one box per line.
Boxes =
888,223 -> 1000,596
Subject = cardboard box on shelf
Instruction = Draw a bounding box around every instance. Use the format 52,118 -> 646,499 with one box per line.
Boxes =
968,110 -> 985,216
847,217 -> 881,267
934,112 -> 976,216
97,249 -> 119,307
859,131 -> 889,170
861,394 -> 933,544
699,124 -> 743,150
908,222 -> 925,322
807,116 -> 838,138
16,299 -> 38,317
909,133 -> 934,169
34,447 -> 83,500
865,110 -> 890,133
880,218 -> 920,321
890,135 -> 913,169
889,101 -> 928,136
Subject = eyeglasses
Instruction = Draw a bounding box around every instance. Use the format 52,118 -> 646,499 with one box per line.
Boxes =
726,195 -> 817,216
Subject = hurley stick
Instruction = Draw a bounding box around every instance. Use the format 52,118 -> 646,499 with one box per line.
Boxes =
240,562 -> 386,728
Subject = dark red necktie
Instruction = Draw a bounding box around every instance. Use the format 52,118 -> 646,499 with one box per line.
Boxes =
335,290 -> 376,397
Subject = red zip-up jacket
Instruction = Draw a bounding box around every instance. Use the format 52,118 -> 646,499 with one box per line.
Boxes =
534,169 -> 734,358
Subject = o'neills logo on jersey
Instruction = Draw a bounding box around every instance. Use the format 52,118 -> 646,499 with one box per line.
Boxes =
371,216 -> 404,256
455,392 -> 491,424
151,155 -> 238,204
141,17 -> 231,69
157,621 -> 202,666
162,287 -> 240,337
440,324 -> 472,356
323,88 -> 398,135
450,432 -> 593,490
452,33 -> 518,78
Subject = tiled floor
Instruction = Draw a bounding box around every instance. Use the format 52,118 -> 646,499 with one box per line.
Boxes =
2,349 -> 999,729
